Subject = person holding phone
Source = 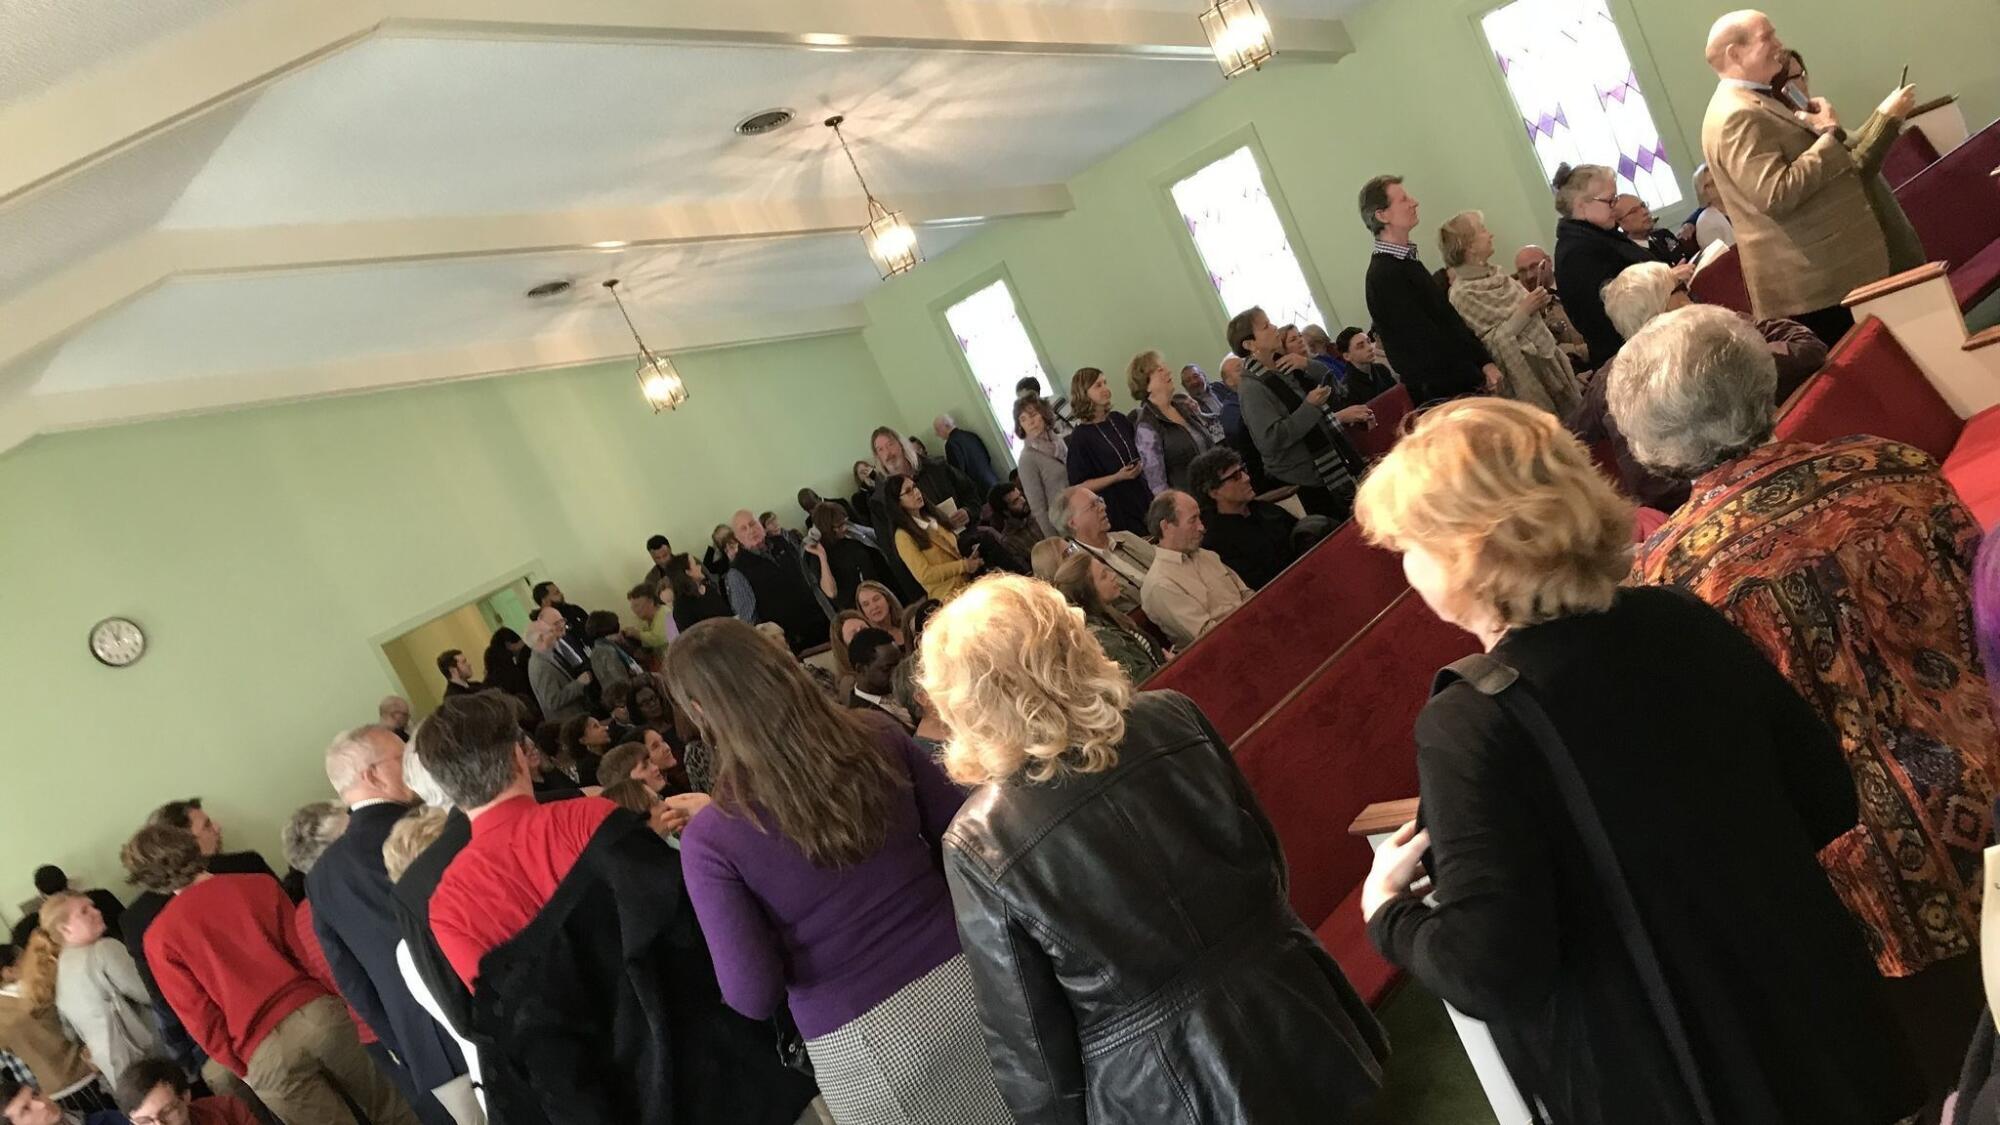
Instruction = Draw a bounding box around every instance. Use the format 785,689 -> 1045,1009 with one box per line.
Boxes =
1062,366 -> 1155,535
1777,50 -> 1926,272
1700,11 -> 1908,345
887,473 -> 984,599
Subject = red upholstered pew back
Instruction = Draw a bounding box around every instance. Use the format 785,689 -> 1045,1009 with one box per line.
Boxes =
1229,591 -> 1479,990
1689,243 -> 1753,315
1773,316 -> 1962,460
1352,383 -> 1413,461
1882,126 -> 1940,189
1149,520 -> 1406,744
1897,117 -> 2000,308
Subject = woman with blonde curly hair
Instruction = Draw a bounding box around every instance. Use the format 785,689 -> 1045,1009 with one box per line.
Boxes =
920,575 -> 1386,1123
1353,398 -> 1920,1125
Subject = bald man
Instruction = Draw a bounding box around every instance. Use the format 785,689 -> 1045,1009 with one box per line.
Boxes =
1513,245 -> 1591,363
1700,9 -> 1911,344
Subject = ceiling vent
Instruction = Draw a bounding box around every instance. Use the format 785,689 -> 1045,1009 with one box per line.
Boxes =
524,279 -> 572,299
735,108 -> 795,136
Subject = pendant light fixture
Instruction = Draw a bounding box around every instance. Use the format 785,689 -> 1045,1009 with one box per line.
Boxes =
825,114 -> 922,279
602,278 -> 688,413
1201,0 -> 1276,78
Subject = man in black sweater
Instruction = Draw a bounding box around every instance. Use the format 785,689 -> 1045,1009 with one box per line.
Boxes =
1187,447 -> 1319,590
1358,175 -> 1501,406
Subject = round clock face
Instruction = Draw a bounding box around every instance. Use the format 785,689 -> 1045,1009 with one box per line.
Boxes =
89,617 -> 146,667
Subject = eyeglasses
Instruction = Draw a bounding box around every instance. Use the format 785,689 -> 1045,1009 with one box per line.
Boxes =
1589,195 -> 1618,207
1220,466 -> 1250,483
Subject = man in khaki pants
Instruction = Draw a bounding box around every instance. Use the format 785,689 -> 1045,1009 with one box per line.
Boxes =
126,824 -> 418,1125
1700,10 -> 1912,345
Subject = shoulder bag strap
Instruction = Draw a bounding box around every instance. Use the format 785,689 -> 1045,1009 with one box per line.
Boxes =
1437,653 -> 1723,1125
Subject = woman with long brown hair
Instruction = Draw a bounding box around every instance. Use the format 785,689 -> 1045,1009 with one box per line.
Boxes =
1064,365 -> 1153,534
886,472 -> 984,600
668,618 -> 1008,1125
1053,551 -> 1167,683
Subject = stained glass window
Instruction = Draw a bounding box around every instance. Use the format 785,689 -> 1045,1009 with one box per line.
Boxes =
1171,146 -> 1326,330
944,278 -> 1050,458
1482,0 -> 1682,211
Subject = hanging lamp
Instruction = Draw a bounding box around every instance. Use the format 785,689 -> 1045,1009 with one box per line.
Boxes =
825,114 -> 922,279
602,278 -> 688,413
1201,0 -> 1276,78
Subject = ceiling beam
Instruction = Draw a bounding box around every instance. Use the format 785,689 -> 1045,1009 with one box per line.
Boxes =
0,0 -> 386,205
385,0 -> 1353,61
0,184 -> 1067,374
174,184 -> 1073,272
28,306 -> 871,435
0,0 -> 1350,205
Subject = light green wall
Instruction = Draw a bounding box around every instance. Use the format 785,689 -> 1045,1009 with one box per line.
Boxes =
7,0 -> 1991,908
0,332 -> 895,898
864,0 -> 2000,444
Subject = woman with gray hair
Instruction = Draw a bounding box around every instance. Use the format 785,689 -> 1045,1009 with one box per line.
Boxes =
1551,163 -> 1687,368
1603,261 -> 1826,400
1619,304 -> 1999,1081
1440,210 -> 1584,416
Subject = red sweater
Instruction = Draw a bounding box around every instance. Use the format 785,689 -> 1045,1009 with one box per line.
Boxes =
294,899 -> 377,1044
145,874 -> 331,1074
430,794 -> 614,989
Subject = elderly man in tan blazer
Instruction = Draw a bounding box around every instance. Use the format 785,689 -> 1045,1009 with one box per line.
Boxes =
1700,10 -> 1912,345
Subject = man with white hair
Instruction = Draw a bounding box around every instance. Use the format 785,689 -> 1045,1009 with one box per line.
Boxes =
308,727 -> 480,1125
524,610 -> 592,722
1053,485 -> 1155,615
721,509 -> 827,654
1701,9 -> 1913,344
379,695 -> 412,742
932,413 -> 999,491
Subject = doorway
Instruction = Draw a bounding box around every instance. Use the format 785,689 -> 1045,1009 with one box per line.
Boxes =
379,579 -> 536,715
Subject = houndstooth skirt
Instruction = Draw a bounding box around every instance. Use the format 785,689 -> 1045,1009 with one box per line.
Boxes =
803,954 -> 1012,1125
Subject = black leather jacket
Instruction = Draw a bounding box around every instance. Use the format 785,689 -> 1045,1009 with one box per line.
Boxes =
943,691 -> 1388,1124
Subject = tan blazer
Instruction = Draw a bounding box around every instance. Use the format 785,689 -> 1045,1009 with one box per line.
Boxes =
1701,82 -> 1890,319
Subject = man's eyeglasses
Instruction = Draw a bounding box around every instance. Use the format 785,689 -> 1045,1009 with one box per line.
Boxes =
130,1103 -> 191,1125
1220,466 -> 1250,484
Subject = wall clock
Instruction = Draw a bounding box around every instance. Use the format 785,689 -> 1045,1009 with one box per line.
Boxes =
89,617 -> 146,667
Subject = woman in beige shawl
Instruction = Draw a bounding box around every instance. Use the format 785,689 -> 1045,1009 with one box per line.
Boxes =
1441,211 -> 1584,417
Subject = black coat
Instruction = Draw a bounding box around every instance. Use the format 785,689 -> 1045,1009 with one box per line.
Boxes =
1369,587 -> 1922,1125
307,802 -> 468,1092
1553,217 -> 1655,368
807,535 -> 895,611
466,810 -> 818,1125
944,690 -> 1387,1125
392,810 -> 476,1041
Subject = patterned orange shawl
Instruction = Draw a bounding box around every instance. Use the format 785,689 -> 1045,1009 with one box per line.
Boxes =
1634,436 -> 1999,976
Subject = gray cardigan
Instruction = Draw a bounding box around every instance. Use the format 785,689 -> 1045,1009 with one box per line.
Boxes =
55,941 -> 158,1090
1236,374 -> 1336,490
528,647 -> 591,721
1017,439 -> 1069,539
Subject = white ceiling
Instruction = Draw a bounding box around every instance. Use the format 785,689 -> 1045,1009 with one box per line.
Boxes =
0,0 -> 1358,450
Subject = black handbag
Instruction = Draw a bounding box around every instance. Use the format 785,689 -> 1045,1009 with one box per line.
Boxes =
773,1008 -> 815,1078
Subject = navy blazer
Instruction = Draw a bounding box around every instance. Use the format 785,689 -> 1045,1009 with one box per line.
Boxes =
306,802 -> 468,1091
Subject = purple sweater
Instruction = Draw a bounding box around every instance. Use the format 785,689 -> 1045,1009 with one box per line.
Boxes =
679,726 -> 968,1038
